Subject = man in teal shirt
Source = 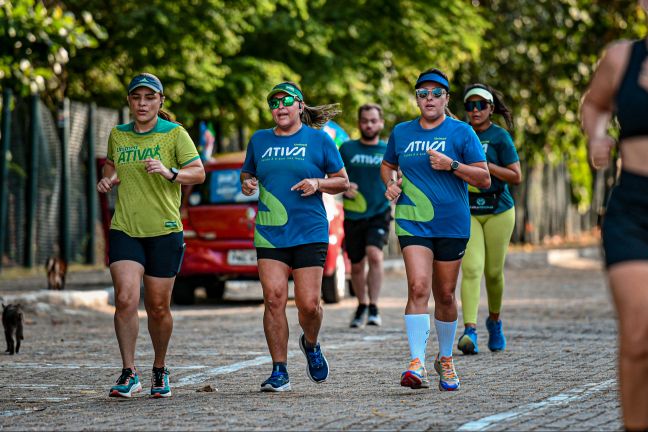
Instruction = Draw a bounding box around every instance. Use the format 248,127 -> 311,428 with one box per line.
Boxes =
340,104 -> 392,327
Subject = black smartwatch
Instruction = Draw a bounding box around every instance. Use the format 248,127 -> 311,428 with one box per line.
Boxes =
450,160 -> 460,172
168,167 -> 179,182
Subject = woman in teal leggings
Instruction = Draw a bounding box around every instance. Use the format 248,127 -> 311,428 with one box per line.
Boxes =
458,84 -> 521,354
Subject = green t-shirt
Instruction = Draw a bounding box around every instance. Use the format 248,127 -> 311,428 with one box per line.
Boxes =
339,139 -> 390,220
468,123 -> 519,214
107,118 -> 200,237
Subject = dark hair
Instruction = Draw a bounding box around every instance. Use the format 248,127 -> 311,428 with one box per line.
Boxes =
416,68 -> 456,119
463,83 -> 514,130
358,103 -> 383,120
283,81 -> 341,128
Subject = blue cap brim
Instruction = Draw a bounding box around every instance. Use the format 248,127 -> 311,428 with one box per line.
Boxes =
415,72 -> 450,91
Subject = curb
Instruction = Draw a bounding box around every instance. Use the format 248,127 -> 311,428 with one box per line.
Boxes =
383,246 -> 601,272
0,288 -> 114,309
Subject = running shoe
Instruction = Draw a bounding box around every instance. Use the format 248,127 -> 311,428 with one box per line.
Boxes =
400,358 -> 430,389
261,371 -> 291,392
457,326 -> 479,355
367,305 -> 382,326
299,334 -> 329,383
109,368 -> 141,398
150,366 -> 172,398
434,354 -> 460,391
486,318 -> 507,352
350,305 -> 367,328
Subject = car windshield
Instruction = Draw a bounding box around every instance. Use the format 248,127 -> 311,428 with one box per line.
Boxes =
188,168 -> 258,206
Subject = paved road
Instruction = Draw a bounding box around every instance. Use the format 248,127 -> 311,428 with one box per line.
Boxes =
0,251 -> 621,431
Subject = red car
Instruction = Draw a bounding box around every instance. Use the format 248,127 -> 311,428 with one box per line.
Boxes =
174,151 -> 348,305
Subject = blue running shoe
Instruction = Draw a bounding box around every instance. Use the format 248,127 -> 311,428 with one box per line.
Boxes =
299,334 -> 329,383
109,368 -> 141,398
261,371 -> 291,392
486,318 -> 507,352
457,327 -> 479,355
151,366 -> 172,398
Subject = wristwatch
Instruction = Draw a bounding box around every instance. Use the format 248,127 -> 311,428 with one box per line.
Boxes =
450,160 -> 460,172
168,167 -> 179,182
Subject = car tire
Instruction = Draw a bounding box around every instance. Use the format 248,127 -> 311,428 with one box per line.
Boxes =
172,277 -> 196,305
322,252 -> 346,304
206,280 -> 225,300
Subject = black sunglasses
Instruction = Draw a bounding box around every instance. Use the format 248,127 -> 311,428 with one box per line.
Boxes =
464,100 -> 491,111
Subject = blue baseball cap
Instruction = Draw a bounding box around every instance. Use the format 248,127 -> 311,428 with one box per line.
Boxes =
415,71 -> 450,92
128,73 -> 163,94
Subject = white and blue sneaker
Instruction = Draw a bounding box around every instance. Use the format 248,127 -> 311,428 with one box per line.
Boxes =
261,371 -> 291,392
299,334 -> 329,383
151,366 -> 172,398
109,368 -> 142,398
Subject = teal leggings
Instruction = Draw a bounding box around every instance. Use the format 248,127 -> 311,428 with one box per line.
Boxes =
460,207 -> 515,325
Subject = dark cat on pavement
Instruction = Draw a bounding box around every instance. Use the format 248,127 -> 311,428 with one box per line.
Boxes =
2,303 -> 24,355
46,256 -> 68,290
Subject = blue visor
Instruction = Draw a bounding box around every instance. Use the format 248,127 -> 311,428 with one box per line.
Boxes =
415,72 -> 449,91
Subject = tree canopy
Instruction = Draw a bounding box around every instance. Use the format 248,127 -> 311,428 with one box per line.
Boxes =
1,0 -> 646,208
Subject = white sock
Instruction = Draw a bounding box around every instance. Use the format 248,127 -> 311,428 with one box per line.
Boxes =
404,314 -> 430,366
435,318 -> 457,358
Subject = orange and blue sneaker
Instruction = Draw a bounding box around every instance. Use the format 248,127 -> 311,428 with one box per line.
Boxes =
109,367 -> 141,398
457,327 -> 479,355
400,358 -> 430,389
486,318 -> 507,352
151,366 -> 172,398
434,354 -> 460,391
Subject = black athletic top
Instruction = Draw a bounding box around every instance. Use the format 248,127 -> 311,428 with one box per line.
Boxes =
616,39 -> 648,140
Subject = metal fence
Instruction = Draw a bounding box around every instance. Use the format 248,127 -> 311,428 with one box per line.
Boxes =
0,92 -> 119,270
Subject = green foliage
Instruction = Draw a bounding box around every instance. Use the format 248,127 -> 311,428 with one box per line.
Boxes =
0,0 -> 105,96
454,0 -> 646,208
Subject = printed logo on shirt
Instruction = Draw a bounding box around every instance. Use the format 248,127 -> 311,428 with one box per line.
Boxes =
349,153 -> 383,166
403,138 -> 446,157
260,143 -> 307,161
480,139 -> 490,155
116,145 -> 161,164
164,221 -> 178,228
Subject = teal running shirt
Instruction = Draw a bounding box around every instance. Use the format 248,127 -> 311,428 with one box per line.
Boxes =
383,117 -> 486,238
470,123 -> 519,214
242,125 -> 344,248
339,139 -> 390,220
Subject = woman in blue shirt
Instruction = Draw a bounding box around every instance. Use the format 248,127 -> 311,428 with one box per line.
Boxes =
458,84 -> 522,356
381,68 -> 490,391
241,82 -> 349,392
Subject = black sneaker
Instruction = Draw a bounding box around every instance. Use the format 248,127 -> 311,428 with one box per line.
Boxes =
350,304 -> 368,328
367,304 -> 381,326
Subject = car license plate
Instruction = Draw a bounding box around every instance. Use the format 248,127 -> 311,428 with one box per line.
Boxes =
227,249 -> 257,266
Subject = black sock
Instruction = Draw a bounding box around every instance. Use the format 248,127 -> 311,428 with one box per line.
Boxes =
369,304 -> 379,316
273,362 -> 287,374
355,303 -> 368,319
152,366 -> 166,373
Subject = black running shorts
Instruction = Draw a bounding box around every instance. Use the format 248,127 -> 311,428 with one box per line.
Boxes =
256,242 -> 328,269
108,229 -> 185,278
602,170 -> 648,268
343,208 -> 392,264
398,236 -> 469,262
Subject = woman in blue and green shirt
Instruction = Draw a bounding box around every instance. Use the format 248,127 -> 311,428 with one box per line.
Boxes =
458,83 -> 522,356
381,69 -> 490,392
241,82 -> 349,392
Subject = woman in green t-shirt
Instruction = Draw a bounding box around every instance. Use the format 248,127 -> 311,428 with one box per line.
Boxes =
96,73 -> 205,399
458,83 -> 522,355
